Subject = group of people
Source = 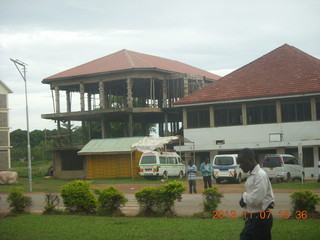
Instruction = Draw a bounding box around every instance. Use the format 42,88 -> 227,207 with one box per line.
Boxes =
186,148 -> 275,240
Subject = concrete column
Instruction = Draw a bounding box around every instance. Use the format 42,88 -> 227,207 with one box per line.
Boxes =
183,77 -> 189,97
311,97 -> 317,121
182,107 -> 188,129
80,82 -> 85,111
209,105 -> 215,127
99,82 -> 105,109
128,113 -> 133,137
276,100 -> 282,123
164,113 -> 169,136
127,78 -> 133,108
242,103 -> 247,125
101,117 -> 108,138
87,93 -> 92,111
55,86 -> 60,113
162,80 -> 168,108
66,90 -> 71,113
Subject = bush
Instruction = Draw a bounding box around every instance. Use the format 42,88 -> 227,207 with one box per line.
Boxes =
94,186 -> 128,216
61,180 -> 97,214
202,187 -> 223,213
156,181 -> 186,216
290,190 -> 320,215
135,187 -> 158,216
43,193 -> 61,214
7,187 -> 32,214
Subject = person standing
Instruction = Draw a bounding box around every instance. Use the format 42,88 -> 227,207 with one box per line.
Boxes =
200,158 -> 213,189
186,160 -> 197,194
237,148 -> 275,240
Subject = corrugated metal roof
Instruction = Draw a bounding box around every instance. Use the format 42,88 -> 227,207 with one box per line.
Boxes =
78,137 -> 144,155
43,49 -> 220,82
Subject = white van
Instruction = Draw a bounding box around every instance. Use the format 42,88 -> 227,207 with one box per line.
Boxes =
261,154 -> 304,181
212,154 -> 247,184
138,151 -> 185,178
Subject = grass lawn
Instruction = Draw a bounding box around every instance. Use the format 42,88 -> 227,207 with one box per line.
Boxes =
272,181 -> 320,189
0,214 -> 319,240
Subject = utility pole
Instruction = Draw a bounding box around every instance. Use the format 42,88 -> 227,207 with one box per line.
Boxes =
10,59 -> 32,192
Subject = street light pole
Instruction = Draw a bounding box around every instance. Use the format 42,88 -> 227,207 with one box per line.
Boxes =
10,59 -> 32,192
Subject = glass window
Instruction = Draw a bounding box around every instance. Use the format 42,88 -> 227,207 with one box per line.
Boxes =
281,101 -> 311,122
160,156 -> 166,164
140,156 -> 157,164
214,107 -> 242,127
187,109 -> 210,128
285,148 -> 314,167
214,157 -> 234,165
247,104 -> 276,124
316,99 -> 320,120
262,156 -> 281,167
168,157 -> 176,164
283,157 -> 294,164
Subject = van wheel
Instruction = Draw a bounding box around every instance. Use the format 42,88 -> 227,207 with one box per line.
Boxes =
236,174 -> 241,184
286,173 -> 291,182
163,171 -> 168,179
178,171 -> 183,179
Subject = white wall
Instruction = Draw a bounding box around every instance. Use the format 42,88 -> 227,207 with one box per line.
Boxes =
179,121 -> 320,178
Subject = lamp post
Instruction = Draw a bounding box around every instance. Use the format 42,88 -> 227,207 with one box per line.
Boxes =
10,59 -> 32,192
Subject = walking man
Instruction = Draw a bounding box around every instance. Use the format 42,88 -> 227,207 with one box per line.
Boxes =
200,158 -> 213,189
187,160 -> 197,194
237,148 -> 275,240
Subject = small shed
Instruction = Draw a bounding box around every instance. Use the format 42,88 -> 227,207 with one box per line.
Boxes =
78,137 -> 144,179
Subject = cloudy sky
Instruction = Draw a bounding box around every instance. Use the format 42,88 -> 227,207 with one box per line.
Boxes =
0,0 -> 319,131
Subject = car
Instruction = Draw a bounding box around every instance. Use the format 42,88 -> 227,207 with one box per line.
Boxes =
261,154 -> 304,181
212,154 -> 248,184
138,151 -> 185,178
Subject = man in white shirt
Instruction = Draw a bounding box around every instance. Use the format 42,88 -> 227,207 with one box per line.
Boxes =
237,148 -> 275,240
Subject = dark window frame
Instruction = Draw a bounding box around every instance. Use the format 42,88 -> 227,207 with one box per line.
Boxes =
214,105 -> 242,127
187,107 -> 210,129
281,100 -> 311,122
247,103 -> 277,124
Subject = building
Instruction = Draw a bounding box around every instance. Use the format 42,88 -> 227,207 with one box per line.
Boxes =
0,80 -> 13,170
174,44 -> 320,178
42,49 -> 220,178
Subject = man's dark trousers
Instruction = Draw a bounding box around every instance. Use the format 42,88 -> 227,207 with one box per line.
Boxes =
203,176 -> 212,189
188,180 -> 196,193
240,212 -> 273,240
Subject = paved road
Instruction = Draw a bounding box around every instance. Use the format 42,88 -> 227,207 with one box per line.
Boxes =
0,192 -> 299,218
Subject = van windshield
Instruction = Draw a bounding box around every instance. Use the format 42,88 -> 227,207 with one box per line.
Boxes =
140,156 -> 157,164
263,157 -> 281,167
214,157 -> 234,166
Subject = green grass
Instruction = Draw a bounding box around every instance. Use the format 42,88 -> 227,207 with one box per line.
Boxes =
272,181 -> 320,189
0,214 -> 319,240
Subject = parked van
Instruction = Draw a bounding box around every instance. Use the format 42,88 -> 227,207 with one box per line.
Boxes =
212,154 -> 247,183
261,154 -> 304,181
138,151 -> 185,178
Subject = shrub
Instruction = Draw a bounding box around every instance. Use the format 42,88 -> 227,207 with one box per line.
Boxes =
135,187 -> 158,216
43,193 -> 61,214
61,180 -> 97,214
290,190 -> 320,215
7,187 -> 32,214
94,186 -> 128,216
156,180 -> 186,216
202,187 -> 223,213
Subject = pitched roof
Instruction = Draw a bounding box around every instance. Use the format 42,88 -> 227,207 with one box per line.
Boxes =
0,80 -> 13,94
174,44 -> 320,106
44,49 -> 220,82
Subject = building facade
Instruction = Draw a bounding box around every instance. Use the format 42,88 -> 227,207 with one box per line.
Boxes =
42,49 -> 220,178
0,80 -> 12,170
174,44 -> 320,178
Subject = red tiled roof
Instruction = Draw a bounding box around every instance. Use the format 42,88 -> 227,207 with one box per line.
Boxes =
174,44 -> 320,106
43,49 -> 220,81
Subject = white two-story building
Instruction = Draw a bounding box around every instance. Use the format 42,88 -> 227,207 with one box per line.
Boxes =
174,44 -> 320,179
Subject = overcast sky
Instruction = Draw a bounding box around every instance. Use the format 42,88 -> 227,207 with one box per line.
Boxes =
1,0 -> 319,131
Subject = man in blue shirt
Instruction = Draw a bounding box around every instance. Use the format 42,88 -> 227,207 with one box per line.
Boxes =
187,160 -> 197,194
200,158 -> 213,189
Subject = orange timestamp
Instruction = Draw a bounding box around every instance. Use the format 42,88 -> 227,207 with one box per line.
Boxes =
212,210 -> 308,219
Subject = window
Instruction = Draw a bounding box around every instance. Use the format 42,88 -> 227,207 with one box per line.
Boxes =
316,99 -> 320,120
160,156 -> 166,164
214,156 -> 234,165
168,157 -> 177,164
283,156 -> 294,164
247,104 -> 276,124
285,148 -> 314,167
187,109 -> 210,128
281,101 -> 311,122
214,107 -> 242,127
262,156 -> 281,167
140,156 -> 157,164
